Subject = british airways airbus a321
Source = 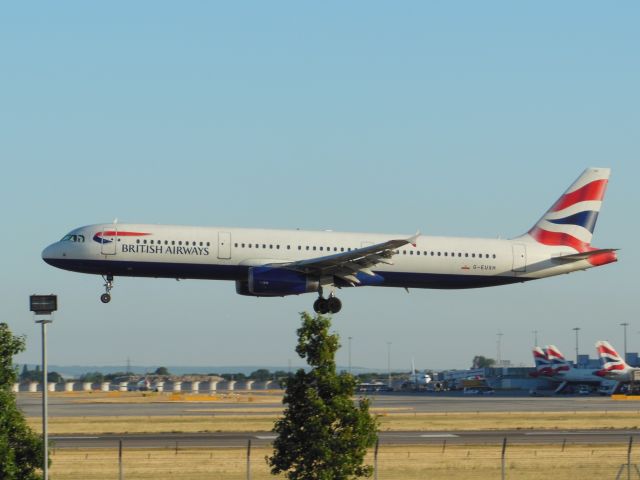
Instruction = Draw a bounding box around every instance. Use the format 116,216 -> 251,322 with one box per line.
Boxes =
42,168 -> 617,314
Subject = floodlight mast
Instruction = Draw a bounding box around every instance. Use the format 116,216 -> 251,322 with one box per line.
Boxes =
29,294 -> 57,480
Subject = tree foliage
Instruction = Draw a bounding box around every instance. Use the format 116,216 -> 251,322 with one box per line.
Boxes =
471,355 -> 495,369
268,313 -> 378,479
0,323 -> 44,480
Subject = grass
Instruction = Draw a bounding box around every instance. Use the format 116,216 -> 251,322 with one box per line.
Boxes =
28,410 -> 640,435
48,444 -> 640,479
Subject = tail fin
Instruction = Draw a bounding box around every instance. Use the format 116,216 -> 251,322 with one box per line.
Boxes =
545,345 -> 571,374
531,346 -> 552,377
595,340 -> 630,376
524,167 -> 611,252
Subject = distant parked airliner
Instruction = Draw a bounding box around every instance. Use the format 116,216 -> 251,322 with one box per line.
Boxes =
42,168 -> 617,313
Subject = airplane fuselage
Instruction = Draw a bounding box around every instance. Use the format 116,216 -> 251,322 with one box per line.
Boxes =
43,223 -> 601,292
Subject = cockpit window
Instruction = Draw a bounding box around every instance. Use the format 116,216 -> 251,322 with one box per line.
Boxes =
61,234 -> 85,243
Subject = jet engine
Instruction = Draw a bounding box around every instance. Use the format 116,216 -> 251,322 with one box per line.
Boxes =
235,266 -> 319,297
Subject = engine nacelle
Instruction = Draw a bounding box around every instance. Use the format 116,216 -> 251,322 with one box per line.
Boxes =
239,267 -> 318,297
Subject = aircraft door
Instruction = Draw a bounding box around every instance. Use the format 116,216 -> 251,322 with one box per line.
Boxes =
218,232 -> 231,259
512,243 -> 526,272
100,226 -> 117,255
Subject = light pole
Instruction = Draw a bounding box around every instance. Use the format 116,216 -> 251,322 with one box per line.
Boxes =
348,336 -> 352,375
386,342 -> 392,388
621,322 -> 629,363
573,327 -> 581,365
496,333 -> 503,366
29,295 -> 58,480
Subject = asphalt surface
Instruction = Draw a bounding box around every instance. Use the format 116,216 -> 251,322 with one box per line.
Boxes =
50,430 -> 640,449
17,391 -> 640,417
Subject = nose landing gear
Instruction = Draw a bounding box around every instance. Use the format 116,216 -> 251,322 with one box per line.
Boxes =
100,275 -> 114,303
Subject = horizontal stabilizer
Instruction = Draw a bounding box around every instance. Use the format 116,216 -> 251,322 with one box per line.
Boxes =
554,248 -> 618,262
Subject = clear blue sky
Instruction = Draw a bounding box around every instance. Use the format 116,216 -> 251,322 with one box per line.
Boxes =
2,2 -> 638,371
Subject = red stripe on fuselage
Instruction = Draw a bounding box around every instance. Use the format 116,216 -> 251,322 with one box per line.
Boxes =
99,231 -> 150,237
551,179 -> 608,212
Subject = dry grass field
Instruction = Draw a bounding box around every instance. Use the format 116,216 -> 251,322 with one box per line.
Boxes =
27,392 -> 640,478
28,410 -> 640,435
48,443 -> 639,479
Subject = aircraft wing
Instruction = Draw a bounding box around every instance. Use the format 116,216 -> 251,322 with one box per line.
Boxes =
267,232 -> 420,285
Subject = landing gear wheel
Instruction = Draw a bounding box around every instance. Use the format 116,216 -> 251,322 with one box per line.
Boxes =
101,274 -> 114,304
327,296 -> 342,314
313,297 -> 330,314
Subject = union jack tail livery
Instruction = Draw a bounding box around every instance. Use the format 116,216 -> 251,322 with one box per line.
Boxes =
595,340 -> 631,378
523,167 -> 617,267
531,346 -> 553,377
545,345 -> 571,375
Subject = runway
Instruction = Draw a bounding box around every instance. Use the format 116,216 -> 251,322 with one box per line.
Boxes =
50,430 -> 640,449
17,391 -> 640,417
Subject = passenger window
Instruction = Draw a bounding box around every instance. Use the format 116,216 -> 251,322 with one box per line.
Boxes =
417,251 -> 420,255
437,252 -> 441,256
493,254 -> 496,258
270,244 -> 273,249
444,252 -> 448,256
472,253 -> 475,258
262,244 -> 266,249
306,246 -> 310,251
234,243 -> 238,247
313,246 -> 316,251
136,239 -> 140,244
410,251 -> 414,255
320,247 -> 324,251
298,246 -> 301,250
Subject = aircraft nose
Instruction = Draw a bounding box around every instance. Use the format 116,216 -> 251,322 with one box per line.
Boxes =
42,243 -> 60,265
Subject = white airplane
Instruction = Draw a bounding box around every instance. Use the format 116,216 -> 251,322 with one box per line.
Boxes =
405,358 -> 432,390
42,168 -> 617,313
532,345 -> 604,393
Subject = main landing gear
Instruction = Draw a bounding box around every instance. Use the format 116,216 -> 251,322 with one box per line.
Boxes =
100,275 -> 114,303
313,295 -> 342,314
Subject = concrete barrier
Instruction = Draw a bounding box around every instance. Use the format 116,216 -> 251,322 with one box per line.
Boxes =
225,380 -> 236,391
172,381 -> 182,393
12,383 -> 19,393
191,381 -> 200,393
65,381 -> 74,392
243,380 -> 255,391
47,382 -> 56,392
154,381 -> 164,392
82,382 -> 93,392
208,381 -> 218,393
101,382 -> 110,392
29,381 -> 38,393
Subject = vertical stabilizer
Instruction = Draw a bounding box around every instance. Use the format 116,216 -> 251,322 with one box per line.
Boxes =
523,168 -> 611,251
545,345 -> 571,374
595,340 -> 630,376
532,347 -> 552,377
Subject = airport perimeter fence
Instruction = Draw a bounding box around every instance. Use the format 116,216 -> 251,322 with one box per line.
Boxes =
49,436 -> 640,480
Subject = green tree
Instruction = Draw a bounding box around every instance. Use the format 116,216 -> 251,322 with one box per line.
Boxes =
249,369 -> 272,381
154,366 -> 169,376
471,355 -> 495,369
268,313 -> 378,479
0,323 -> 45,479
